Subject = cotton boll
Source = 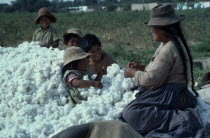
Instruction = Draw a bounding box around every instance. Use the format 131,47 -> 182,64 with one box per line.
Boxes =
106,63 -> 121,77
110,91 -> 122,104
109,82 -> 123,93
122,78 -> 135,90
83,75 -> 90,80
63,104 -> 72,115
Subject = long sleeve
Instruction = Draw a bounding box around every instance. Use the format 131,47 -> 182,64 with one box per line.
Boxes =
134,42 -> 179,90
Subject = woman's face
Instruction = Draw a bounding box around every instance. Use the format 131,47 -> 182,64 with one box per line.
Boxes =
152,27 -> 169,43
67,37 -> 80,47
76,58 -> 87,71
88,45 -> 102,62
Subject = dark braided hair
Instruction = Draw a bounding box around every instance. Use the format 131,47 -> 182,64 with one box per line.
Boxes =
156,23 -> 199,97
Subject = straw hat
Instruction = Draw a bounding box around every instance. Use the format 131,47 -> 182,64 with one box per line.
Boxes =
35,7 -> 56,24
145,4 -> 185,27
63,46 -> 91,68
63,28 -> 82,45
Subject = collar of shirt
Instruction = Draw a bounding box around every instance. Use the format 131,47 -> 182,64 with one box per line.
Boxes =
37,25 -> 52,32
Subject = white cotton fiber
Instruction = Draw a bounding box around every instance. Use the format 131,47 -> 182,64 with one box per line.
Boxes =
0,42 -> 136,138
1,41 -> 210,138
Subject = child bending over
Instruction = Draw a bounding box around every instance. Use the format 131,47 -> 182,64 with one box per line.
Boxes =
80,34 -> 117,77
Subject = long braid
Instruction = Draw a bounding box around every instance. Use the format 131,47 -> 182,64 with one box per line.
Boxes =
177,30 -> 199,96
159,23 -> 199,96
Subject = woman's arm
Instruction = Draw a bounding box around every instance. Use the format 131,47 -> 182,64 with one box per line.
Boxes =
71,79 -> 103,89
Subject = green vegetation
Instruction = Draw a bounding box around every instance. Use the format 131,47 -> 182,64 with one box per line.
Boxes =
1,8 -> 210,88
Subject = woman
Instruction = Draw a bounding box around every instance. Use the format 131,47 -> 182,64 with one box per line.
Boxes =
122,4 -> 204,138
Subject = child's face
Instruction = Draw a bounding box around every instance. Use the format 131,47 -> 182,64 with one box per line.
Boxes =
88,45 -> 102,62
39,16 -> 51,29
67,37 -> 80,47
76,58 -> 87,71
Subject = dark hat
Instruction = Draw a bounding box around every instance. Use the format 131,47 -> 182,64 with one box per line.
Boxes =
63,28 -> 82,45
145,4 -> 185,27
201,72 -> 210,87
35,7 -> 56,24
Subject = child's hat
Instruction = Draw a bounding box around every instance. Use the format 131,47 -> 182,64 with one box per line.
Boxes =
63,28 -> 82,45
35,7 -> 56,24
63,46 -> 91,67
145,4 -> 185,27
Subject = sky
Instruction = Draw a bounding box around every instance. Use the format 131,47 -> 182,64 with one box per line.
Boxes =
0,0 -> 15,4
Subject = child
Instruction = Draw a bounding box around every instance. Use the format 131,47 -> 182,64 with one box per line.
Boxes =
80,34 -> 117,77
63,28 -> 82,47
32,7 -> 60,48
62,46 -> 103,106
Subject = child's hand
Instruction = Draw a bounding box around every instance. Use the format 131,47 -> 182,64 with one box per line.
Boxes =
94,81 -> 103,89
99,68 -> 107,76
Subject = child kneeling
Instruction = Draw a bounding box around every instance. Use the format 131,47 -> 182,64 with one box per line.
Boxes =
62,47 -> 103,106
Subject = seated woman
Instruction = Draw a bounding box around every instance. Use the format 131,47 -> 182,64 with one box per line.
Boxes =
80,34 -> 117,77
121,4 -> 204,138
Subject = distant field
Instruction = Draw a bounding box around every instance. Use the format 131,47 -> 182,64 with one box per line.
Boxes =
1,9 -> 210,87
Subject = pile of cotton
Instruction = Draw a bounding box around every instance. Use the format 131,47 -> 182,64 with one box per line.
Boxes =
1,42 -> 210,138
197,86 -> 210,126
0,42 -> 138,138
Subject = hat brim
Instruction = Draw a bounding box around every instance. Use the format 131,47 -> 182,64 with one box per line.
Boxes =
62,53 -> 91,69
35,14 -> 57,24
145,15 -> 185,27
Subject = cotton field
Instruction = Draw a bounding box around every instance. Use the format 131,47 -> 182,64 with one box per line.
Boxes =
0,42 -> 210,138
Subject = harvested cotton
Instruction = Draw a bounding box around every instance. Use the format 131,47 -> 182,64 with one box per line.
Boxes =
1,41 -> 210,138
0,42 -> 136,138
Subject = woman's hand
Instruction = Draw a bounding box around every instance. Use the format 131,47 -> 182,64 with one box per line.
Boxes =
123,67 -> 138,78
127,62 -> 146,71
127,62 -> 138,68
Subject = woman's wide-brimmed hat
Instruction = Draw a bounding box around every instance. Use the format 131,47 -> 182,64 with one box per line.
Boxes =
35,7 -> 56,24
63,46 -> 91,68
145,4 -> 185,27
63,28 -> 82,45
